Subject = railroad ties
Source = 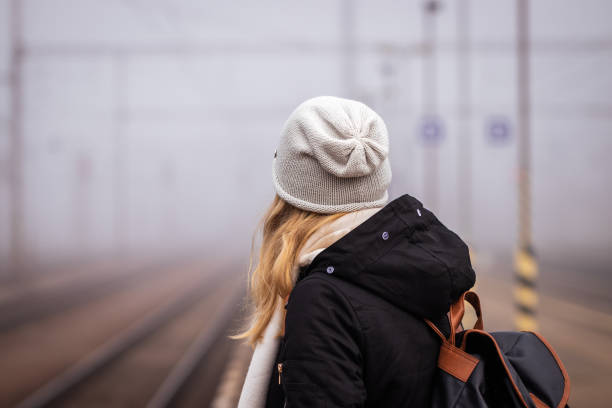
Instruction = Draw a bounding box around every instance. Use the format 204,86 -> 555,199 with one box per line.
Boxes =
0,258 -> 249,408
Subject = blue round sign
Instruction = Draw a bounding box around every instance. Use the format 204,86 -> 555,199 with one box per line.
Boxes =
419,116 -> 444,145
486,117 -> 511,145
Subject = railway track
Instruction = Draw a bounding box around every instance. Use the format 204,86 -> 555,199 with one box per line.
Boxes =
0,259 -> 247,408
0,257 -> 181,332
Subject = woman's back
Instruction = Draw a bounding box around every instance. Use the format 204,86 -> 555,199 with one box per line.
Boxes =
266,194 -> 475,407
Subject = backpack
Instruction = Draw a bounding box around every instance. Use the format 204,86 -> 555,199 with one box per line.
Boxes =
425,291 -> 571,408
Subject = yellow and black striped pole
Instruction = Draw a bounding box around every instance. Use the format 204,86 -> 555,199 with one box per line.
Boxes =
514,242 -> 538,331
514,0 -> 538,332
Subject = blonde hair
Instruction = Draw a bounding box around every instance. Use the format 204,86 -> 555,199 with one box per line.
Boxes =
233,195 -> 347,345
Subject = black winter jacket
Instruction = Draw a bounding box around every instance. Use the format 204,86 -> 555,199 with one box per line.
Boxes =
265,194 -> 476,407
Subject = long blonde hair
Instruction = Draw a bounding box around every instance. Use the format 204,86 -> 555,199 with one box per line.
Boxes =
233,195 -> 347,345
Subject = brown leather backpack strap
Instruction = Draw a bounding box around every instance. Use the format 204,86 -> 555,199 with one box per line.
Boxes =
425,319 -> 448,342
449,293 -> 467,344
425,317 -> 480,384
464,291 -> 484,330
426,290 -> 484,344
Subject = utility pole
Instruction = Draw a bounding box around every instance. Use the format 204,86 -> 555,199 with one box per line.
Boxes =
9,0 -> 24,276
456,0 -> 473,244
515,0 -> 538,331
341,0 -> 356,98
380,51 -> 395,114
75,152 -> 93,254
113,56 -> 128,255
160,159 -> 176,246
422,0 -> 441,213
380,49 -> 399,197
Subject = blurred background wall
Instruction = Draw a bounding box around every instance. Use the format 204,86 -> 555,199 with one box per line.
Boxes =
1,0 -> 611,277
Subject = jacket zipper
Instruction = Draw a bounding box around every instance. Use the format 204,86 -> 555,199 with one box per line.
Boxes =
277,363 -> 283,384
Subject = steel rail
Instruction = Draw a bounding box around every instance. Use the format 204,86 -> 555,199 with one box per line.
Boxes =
0,257 -> 181,332
14,272 -> 229,408
146,282 -> 244,408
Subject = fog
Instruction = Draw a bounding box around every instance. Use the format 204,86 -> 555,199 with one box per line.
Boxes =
1,2 -> 611,406
0,0 -> 611,274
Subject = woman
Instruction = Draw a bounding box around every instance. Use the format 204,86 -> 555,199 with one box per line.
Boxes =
236,96 -> 475,407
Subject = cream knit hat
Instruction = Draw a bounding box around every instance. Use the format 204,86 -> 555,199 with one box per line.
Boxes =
272,96 -> 392,214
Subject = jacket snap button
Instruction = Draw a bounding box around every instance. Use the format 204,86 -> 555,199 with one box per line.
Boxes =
417,209 -> 422,217
326,266 -> 334,274
382,231 -> 389,240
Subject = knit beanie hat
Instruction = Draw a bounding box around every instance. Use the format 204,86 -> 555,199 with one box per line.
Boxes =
272,96 -> 392,214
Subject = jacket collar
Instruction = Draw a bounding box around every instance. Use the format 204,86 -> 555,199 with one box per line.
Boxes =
291,206 -> 383,284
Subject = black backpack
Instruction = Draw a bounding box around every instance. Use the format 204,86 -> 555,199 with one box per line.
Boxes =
425,291 -> 570,408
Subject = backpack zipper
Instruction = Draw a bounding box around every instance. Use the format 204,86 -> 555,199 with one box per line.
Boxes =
278,363 -> 283,384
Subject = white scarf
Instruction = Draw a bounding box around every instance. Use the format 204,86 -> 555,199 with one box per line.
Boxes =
237,206 -> 382,408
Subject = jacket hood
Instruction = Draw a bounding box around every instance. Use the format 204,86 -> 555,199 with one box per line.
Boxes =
298,193 -> 476,320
